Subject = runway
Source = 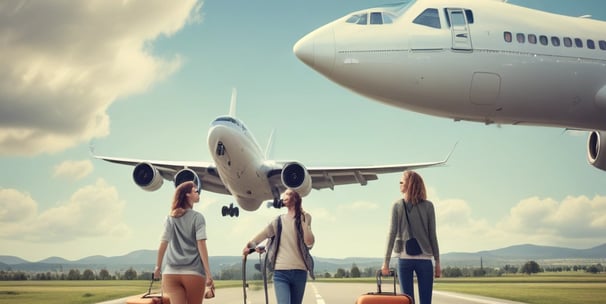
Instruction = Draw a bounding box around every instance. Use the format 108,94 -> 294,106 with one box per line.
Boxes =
98,281 -> 527,304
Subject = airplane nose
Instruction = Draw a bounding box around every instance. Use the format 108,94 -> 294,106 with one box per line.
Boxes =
293,24 -> 335,77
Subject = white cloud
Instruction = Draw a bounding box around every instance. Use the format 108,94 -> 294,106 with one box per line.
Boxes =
53,159 -> 94,181
0,179 -> 131,242
0,0 -> 202,156
432,194 -> 606,252
0,188 -> 38,222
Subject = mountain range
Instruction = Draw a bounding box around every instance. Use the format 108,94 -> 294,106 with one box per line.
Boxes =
1,243 -> 605,274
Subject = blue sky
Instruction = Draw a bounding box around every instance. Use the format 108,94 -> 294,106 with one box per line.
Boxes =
1,0 -> 606,262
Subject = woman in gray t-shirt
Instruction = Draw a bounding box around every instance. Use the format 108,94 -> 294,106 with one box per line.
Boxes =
153,181 -> 214,303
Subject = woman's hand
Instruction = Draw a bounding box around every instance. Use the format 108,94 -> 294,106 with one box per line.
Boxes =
381,264 -> 391,276
153,266 -> 161,280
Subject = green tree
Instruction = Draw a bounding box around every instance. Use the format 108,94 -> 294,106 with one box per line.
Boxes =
98,269 -> 111,280
334,268 -> 347,278
520,261 -> 541,275
124,267 -> 137,280
82,269 -> 95,280
67,269 -> 81,280
350,263 -> 361,278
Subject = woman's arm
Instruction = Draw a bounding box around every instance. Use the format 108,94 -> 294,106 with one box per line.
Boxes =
197,239 -> 213,285
154,241 -> 168,279
301,212 -> 315,248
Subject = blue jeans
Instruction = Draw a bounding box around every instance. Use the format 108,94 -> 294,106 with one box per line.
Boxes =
397,258 -> 434,304
273,269 -> 308,304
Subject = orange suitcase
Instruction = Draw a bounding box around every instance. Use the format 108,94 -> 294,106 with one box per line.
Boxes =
356,270 -> 413,304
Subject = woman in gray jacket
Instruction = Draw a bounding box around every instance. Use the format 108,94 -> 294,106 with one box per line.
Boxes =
381,170 -> 441,304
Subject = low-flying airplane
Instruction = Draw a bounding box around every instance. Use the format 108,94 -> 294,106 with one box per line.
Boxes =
293,0 -> 606,171
94,89 -> 453,217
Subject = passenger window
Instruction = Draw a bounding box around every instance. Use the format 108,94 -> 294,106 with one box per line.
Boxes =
575,38 -> 583,48
563,37 -> 572,47
528,34 -> 537,44
539,35 -> 548,45
516,33 -> 525,43
587,39 -> 595,49
600,40 -> 606,50
504,31 -> 512,43
551,37 -> 560,47
370,12 -> 383,24
413,8 -> 441,29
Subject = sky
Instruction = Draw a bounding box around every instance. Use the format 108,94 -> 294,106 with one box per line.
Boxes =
1,0 -> 606,263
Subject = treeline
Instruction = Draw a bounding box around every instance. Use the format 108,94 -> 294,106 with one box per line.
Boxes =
1,262 -> 604,281
442,261 -> 605,277
0,268 -> 154,281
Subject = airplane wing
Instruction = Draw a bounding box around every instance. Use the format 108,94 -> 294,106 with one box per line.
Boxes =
306,160 -> 447,190
93,155 -> 231,195
270,143 -> 456,191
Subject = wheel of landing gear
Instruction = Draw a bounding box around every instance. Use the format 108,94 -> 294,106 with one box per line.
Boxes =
234,207 -> 239,217
221,206 -> 228,216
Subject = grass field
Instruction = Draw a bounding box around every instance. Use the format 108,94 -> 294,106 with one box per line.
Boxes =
0,280 -> 241,304
433,272 -> 606,304
0,272 -> 604,304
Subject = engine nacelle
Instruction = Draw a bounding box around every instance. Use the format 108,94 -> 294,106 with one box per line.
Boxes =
281,162 -> 312,197
174,168 -> 201,189
587,131 -> 606,171
133,162 -> 163,191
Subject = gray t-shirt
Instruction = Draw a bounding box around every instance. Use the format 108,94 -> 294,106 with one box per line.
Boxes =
161,209 -> 207,276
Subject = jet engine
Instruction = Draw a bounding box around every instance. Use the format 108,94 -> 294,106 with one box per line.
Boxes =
133,162 -> 163,191
587,131 -> 606,171
281,162 -> 312,196
174,168 -> 201,189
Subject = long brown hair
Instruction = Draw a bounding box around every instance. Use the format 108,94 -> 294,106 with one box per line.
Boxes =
403,170 -> 427,205
171,181 -> 196,217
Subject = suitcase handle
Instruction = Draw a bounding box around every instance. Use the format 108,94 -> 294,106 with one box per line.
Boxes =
376,269 -> 397,295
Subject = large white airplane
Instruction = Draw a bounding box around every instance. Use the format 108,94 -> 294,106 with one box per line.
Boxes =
293,0 -> 606,171
94,89 -> 452,217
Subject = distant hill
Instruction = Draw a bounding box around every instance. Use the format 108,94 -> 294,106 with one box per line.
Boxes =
1,243 -> 604,273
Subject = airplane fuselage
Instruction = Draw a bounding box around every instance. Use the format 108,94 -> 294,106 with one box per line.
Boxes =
294,0 -> 606,130
207,116 -> 270,211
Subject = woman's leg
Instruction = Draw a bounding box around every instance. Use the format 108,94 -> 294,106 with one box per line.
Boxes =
415,260 -> 434,304
289,270 -> 308,304
273,270 -> 291,304
397,258 -> 415,299
182,274 -> 205,304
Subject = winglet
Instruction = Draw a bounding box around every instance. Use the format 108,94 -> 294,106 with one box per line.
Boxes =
229,88 -> 237,117
443,141 -> 459,163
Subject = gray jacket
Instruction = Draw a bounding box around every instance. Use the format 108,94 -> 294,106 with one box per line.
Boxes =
384,199 -> 440,266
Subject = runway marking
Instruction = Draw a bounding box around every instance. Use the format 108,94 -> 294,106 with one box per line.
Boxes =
434,290 -> 525,304
310,283 -> 326,304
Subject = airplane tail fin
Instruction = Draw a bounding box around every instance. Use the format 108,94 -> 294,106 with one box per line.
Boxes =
265,129 -> 276,159
229,88 -> 237,117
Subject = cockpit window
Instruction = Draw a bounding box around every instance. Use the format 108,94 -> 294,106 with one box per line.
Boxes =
348,13 -> 368,25
413,8 -> 441,29
347,11 -> 395,25
213,116 -> 248,131
370,12 -> 382,24
345,0 -> 415,25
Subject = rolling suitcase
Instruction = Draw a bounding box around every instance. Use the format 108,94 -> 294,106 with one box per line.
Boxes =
126,275 -> 170,304
356,270 -> 413,304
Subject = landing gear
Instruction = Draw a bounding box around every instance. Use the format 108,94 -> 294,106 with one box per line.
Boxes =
267,198 -> 283,209
221,203 -> 239,217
